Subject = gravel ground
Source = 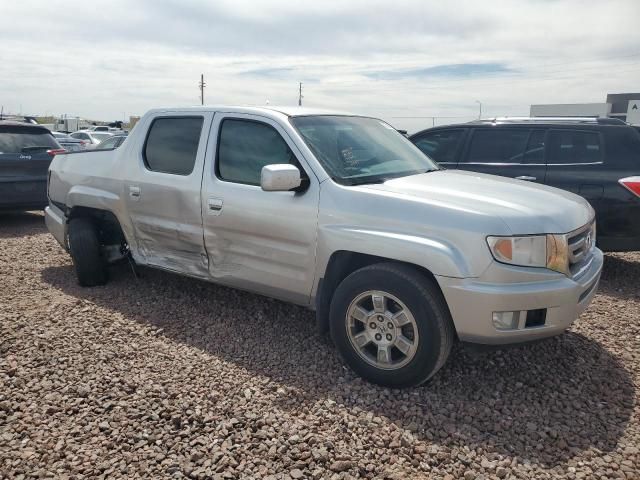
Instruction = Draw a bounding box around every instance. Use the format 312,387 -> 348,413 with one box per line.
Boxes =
1,212 -> 639,480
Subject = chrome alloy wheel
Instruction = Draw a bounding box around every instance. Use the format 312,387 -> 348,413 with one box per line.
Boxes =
345,290 -> 419,370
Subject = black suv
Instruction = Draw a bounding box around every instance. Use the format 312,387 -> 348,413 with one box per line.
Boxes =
410,118 -> 640,251
0,121 -> 65,211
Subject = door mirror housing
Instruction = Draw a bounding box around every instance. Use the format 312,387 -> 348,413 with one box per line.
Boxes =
261,164 -> 302,191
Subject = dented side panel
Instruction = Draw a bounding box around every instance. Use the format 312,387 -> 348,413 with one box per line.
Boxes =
121,112 -> 215,279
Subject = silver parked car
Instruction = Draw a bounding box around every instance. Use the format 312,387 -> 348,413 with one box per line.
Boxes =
44,106 -> 602,387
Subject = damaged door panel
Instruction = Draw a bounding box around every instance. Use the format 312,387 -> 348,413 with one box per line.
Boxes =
125,114 -> 214,278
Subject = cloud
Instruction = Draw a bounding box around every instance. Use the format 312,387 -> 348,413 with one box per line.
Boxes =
365,63 -> 513,80
0,0 -> 639,132
239,67 -> 297,78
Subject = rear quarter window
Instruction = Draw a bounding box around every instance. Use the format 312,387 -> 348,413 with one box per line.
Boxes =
547,130 -> 602,164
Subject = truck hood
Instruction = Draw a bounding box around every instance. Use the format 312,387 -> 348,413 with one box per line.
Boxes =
360,170 -> 594,234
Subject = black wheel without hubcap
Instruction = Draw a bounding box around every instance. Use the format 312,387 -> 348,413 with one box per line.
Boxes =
329,263 -> 455,388
68,217 -> 107,287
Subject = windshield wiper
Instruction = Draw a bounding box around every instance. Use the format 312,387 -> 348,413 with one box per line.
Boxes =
348,168 -> 440,185
346,176 -> 391,186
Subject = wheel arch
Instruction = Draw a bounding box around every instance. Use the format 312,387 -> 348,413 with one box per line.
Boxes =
67,206 -> 128,248
314,250 -> 444,334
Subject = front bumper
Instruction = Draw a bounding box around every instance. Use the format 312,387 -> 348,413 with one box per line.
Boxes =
436,248 -> 603,345
44,203 -> 68,250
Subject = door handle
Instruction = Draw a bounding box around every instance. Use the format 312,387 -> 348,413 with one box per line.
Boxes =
129,185 -> 141,199
207,198 -> 223,215
515,176 -> 537,182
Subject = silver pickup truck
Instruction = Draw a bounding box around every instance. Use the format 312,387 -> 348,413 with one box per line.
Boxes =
45,106 -> 603,387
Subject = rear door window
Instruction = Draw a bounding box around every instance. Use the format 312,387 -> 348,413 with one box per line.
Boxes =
523,130 -> 546,164
412,129 -> 465,164
547,130 -> 602,164
464,129 -> 530,164
143,117 -> 204,175
603,127 -> 640,166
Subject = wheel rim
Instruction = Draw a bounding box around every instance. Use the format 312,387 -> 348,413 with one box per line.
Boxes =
345,290 -> 419,371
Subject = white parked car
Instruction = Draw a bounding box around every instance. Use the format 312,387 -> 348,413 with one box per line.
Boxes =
69,131 -> 113,148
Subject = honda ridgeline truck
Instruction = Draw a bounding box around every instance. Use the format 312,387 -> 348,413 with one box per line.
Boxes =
45,106 -> 603,387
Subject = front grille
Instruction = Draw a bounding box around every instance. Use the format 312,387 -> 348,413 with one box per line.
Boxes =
567,221 -> 595,277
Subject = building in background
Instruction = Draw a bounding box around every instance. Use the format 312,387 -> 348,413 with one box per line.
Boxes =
607,93 -> 640,124
128,115 -> 141,130
531,92 -> 640,124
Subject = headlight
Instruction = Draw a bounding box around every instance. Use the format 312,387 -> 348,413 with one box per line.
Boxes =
487,234 -> 569,274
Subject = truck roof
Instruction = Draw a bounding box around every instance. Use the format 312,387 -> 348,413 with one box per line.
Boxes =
145,105 -> 356,118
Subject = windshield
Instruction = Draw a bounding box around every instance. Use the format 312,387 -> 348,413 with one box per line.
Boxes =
290,115 -> 439,185
93,133 -> 112,142
95,137 -> 118,149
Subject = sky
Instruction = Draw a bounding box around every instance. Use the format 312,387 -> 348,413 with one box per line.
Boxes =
1,0 -> 639,132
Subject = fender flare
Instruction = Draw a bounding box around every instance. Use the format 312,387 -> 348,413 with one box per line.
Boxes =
66,185 -> 120,211
312,226 -> 480,333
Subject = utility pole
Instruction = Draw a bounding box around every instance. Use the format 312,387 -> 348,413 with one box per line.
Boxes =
298,82 -> 303,106
475,100 -> 482,119
199,74 -> 206,105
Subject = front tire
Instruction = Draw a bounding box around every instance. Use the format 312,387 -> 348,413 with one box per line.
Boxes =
329,263 -> 454,387
68,217 -> 107,287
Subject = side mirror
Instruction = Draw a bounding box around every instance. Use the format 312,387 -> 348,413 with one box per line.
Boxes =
261,164 -> 302,192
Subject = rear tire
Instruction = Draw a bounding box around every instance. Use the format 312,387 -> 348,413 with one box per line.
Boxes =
68,217 -> 107,287
329,263 -> 454,388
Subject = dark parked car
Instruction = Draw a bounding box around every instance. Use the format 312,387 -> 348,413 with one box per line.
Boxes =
410,117 -> 640,251
0,121 -> 65,211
